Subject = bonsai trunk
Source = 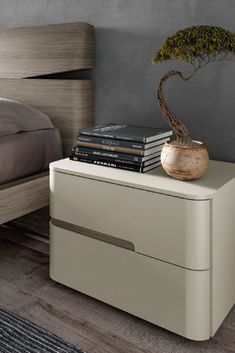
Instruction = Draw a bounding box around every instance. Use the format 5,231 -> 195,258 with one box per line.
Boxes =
157,70 -> 193,145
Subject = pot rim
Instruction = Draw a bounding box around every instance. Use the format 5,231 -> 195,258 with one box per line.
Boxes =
165,140 -> 206,150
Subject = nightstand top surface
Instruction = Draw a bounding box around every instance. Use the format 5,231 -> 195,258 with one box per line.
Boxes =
50,159 -> 235,200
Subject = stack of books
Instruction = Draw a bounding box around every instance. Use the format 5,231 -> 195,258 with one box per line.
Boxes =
69,123 -> 173,173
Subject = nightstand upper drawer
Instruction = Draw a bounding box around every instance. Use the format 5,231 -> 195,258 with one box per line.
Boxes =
50,170 -> 210,270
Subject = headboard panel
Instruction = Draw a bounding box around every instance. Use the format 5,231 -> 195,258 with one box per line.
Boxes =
0,22 -> 94,78
0,21 -> 94,156
0,79 -> 94,155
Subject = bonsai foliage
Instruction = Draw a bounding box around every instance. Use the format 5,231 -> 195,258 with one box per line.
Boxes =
153,25 -> 235,145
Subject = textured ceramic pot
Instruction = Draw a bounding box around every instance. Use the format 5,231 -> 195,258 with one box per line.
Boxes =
161,141 -> 209,181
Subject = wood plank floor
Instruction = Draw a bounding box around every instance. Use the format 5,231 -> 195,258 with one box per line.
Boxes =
0,219 -> 234,353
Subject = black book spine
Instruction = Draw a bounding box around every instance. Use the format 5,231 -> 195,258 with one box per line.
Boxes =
80,131 -> 144,143
69,155 -> 143,172
73,146 -> 143,162
77,135 -> 145,149
71,151 -> 152,166
75,141 -> 145,155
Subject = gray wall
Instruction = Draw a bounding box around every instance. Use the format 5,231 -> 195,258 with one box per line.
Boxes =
0,0 -> 234,161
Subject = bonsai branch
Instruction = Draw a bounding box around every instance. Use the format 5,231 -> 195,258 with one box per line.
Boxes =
153,25 -> 235,147
157,70 -> 194,145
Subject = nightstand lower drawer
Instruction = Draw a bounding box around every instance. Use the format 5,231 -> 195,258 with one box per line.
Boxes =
50,223 -> 211,341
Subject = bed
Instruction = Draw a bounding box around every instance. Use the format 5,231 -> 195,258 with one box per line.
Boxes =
0,128 -> 62,185
0,22 -> 94,224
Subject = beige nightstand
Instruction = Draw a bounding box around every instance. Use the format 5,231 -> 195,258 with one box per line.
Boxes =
49,159 -> 235,340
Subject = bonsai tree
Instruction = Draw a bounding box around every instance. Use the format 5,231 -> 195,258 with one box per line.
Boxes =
153,25 -> 235,146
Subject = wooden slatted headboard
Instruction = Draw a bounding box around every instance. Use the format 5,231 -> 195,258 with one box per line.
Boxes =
0,22 -> 94,78
0,79 -> 94,156
0,22 -> 94,155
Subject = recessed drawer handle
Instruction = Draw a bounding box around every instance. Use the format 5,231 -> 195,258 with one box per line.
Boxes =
51,218 -> 135,251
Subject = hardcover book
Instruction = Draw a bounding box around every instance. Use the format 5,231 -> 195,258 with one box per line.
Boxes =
69,154 -> 161,173
79,123 -> 173,143
71,150 -> 160,167
76,141 -> 165,156
73,146 -> 161,163
77,135 -> 170,150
